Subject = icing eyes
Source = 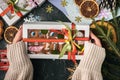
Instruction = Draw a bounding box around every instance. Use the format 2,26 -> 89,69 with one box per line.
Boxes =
77,31 -> 84,37
31,31 -> 36,37
50,32 -> 55,36
39,31 -> 42,35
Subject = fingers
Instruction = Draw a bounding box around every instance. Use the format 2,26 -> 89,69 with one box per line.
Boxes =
90,32 -> 102,47
12,25 -> 23,43
19,25 -> 23,30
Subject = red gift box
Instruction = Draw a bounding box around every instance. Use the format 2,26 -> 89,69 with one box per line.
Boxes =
0,50 -> 9,71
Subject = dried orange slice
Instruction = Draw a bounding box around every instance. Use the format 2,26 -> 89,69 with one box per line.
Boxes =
0,20 -> 4,40
74,0 -> 83,6
0,20 -> 4,27
80,0 -> 99,18
90,20 -> 117,43
4,26 -> 18,44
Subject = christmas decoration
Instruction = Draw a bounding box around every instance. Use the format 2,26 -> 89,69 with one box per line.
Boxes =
46,5 -> 53,13
0,0 -> 45,25
90,19 -> 120,57
116,0 -> 120,8
100,0 -> 116,10
80,0 -> 99,18
24,13 -> 41,22
64,0 -> 120,79
65,0 -> 120,25
90,20 -> 117,43
97,8 -> 110,19
48,0 -> 68,16
75,16 -> 82,23
74,0 -> 83,6
90,17 -> 120,80
0,50 -> 8,71
61,0 -> 68,7
58,22 -> 85,63
4,26 -> 18,44
0,0 -> 28,17
22,22 -> 89,61
0,20 -> 4,40
28,0 -> 40,7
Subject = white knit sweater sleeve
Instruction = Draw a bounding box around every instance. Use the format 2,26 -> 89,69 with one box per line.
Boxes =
72,41 -> 106,80
4,41 -> 33,80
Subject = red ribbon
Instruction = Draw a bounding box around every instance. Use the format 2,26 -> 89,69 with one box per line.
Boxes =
0,4 -> 23,17
23,38 -> 89,42
16,11 -> 23,17
71,23 -> 77,63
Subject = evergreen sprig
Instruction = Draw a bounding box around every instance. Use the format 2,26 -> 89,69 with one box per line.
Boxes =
91,18 -> 120,57
7,0 -> 28,13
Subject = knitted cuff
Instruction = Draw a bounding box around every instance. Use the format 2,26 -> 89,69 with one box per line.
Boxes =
78,41 -> 106,71
7,41 -> 30,69
5,41 -> 33,80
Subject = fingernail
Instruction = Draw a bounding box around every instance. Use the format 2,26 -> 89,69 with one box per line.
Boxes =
19,26 -> 22,30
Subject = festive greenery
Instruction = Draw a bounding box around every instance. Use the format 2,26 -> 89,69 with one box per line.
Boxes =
65,0 -> 120,79
59,22 -> 82,63
7,0 -> 28,13
90,1 -> 120,79
91,18 -> 120,57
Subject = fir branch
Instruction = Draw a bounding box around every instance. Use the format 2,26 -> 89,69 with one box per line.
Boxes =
111,11 -> 120,42
92,19 -> 120,57
116,0 -> 120,8
14,5 -> 28,12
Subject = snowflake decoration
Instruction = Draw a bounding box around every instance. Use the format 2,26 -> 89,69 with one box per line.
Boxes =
61,0 -> 68,7
75,16 -> 82,23
24,13 -> 41,22
98,9 -> 110,19
46,5 -> 53,13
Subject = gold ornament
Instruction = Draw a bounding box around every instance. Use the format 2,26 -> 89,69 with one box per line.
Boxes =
75,16 -> 82,23
46,5 -> 53,13
61,0 -> 68,7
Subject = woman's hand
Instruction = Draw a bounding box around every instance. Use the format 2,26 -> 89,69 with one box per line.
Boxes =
90,32 -> 102,47
12,25 -> 23,43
